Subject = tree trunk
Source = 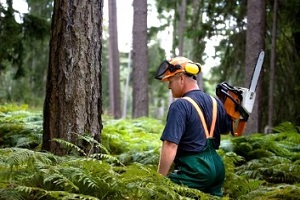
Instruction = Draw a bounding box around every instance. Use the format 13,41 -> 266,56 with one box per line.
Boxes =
123,50 -> 132,118
268,0 -> 278,133
244,0 -> 266,134
108,0 -> 121,119
178,0 -> 186,56
132,0 -> 148,118
190,0 -> 204,90
43,0 -> 103,155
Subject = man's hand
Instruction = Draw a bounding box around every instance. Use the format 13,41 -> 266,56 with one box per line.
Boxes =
158,140 -> 178,176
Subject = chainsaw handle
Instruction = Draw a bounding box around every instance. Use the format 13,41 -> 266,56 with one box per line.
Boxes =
233,120 -> 247,137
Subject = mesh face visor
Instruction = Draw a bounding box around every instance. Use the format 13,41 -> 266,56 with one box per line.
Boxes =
154,60 -> 171,80
155,60 -> 182,80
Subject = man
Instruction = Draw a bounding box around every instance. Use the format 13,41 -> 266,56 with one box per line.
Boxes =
154,56 -> 230,197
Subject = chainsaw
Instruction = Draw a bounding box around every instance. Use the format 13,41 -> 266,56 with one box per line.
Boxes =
216,50 -> 265,136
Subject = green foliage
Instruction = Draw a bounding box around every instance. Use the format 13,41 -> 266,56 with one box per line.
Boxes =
0,0 -> 51,107
102,117 -> 163,165
220,150 -> 263,198
0,0 -> 23,75
238,184 -> 300,200
272,121 -> 300,134
0,104 -> 42,149
1,104 -> 300,199
217,122 -> 300,199
23,14 -> 50,40
0,147 -> 214,199
52,132 -> 122,166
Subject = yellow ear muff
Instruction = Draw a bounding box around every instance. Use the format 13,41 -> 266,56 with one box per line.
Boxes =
185,63 -> 201,75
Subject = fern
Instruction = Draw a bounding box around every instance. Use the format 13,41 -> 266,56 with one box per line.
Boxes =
118,163 -> 213,199
52,138 -> 86,156
1,104 -> 300,199
75,133 -> 110,155
235,156 -> 300,184
0,188 -> 23,200
42,167 -> 80,192
16,186 -> 99,200
52,134 -> 123,167
221,151 -> 262,198
102,117 -> 162,155
61,157 -> 122,198
90,153 -> 123,166
0,107 -> 42,149
118,148 -> 160,165
0,104 -> 29,113
1,148 -> 59,168
239,184 -> 300,200
272,121 -> 299,133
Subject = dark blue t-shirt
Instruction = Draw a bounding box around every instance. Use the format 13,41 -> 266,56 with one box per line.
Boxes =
160,90 -> 230,155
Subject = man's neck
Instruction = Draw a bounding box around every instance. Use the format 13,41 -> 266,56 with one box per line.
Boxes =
182,83 -> 199,97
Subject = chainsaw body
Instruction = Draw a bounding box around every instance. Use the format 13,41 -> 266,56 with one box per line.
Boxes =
216,82 -> 257,136
216,50 -> 265,136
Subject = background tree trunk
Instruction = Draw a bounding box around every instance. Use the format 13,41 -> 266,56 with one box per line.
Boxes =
122,50 -> 132,118
43,0 -> 103,155
132,0 -> 148,118
267,0 -> 278,133
191,0 -> 204,91
177,0 -> 186,56
244,0 -> 266,134
108,0 -> 121,119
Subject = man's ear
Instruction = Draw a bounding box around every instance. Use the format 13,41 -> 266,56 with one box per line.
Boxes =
180,74 -> 184,85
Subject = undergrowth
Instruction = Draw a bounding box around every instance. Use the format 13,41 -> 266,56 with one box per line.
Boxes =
0,104 -> 300,199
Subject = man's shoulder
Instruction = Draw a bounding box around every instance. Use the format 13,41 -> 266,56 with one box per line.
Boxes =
171,98 -> 190,108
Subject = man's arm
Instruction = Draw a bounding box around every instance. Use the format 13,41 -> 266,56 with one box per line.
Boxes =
157,140 -> 178,176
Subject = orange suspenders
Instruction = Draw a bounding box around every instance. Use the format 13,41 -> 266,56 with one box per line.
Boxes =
183,96 -> 217,138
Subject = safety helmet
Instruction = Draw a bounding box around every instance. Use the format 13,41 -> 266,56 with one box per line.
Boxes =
154,56 -> 202,81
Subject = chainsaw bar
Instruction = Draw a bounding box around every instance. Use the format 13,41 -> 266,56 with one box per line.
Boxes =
249,50 -> 265,92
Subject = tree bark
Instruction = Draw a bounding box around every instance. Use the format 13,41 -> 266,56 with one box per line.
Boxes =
108,0 -> 121,119
132,0 -> 148,118
191,0 -> 204,90
43,0 -> 103,155
267,0 -> 278,133
177,0 -> 186,56
244,0 -> 266,134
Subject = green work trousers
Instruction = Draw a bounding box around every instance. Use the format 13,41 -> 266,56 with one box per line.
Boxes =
168,139 -> 225,197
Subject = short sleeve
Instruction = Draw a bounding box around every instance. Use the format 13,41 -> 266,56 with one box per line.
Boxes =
160,101 -> 187,144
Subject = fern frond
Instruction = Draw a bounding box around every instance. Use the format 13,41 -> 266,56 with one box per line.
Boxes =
224,174 -> 263,198
235,155 -> 300,184
5,148 -> 36,168
90,153 -> 123,166
1,148 -> 60,167
239,184 -> 300,200
272,121 -> 299,133
16,185 -> 99,200
73,170 -> 98,190
102,117 -> 162,155
52,138 -> 86,156
118,148 -> 160,165
0,188 -> 23,200
14,133 -> 42,149
261,163 -> 300,184
43,169 -> 80,192
57,157 -> 123,197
